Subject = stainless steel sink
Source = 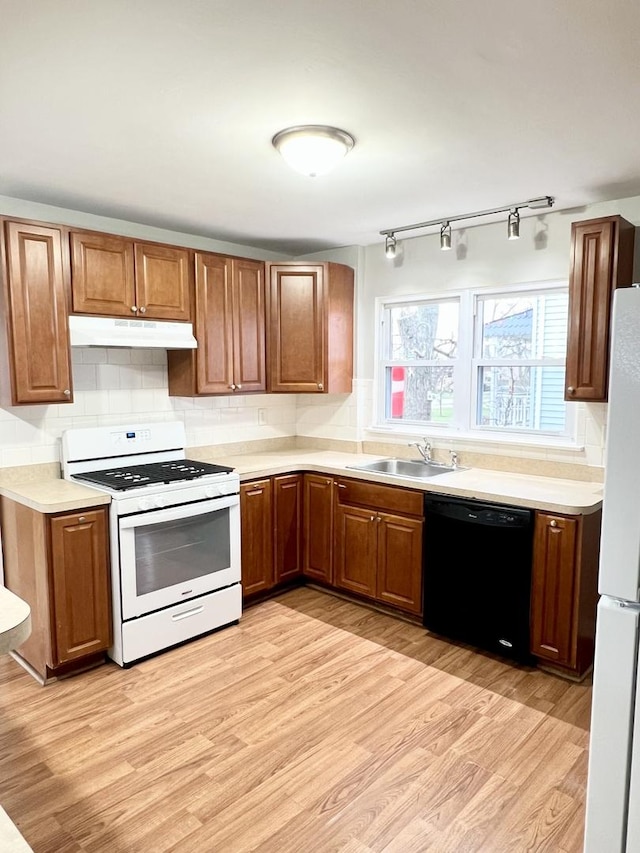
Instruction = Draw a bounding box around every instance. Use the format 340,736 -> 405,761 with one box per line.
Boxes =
347,458 -> 465,480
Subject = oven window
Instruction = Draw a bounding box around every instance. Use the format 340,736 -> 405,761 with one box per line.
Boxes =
134,508 -> 231,596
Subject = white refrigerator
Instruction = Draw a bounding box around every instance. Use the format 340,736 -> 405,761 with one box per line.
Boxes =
585,286 -> 640,851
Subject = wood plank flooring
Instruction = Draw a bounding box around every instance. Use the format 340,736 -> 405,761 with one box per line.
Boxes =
0,587 -> 592,852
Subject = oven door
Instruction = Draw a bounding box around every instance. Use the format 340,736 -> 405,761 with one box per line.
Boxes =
118,495 -> 240,620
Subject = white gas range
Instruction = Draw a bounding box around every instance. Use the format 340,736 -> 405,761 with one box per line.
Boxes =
62,421 -> 241,666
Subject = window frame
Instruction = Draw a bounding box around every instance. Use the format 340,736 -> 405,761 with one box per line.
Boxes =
373,281 -> 575,444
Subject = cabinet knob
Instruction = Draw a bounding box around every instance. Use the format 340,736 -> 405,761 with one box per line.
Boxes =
131,306 -> 138,313
376,516 -> 382,522
567,386 -> 575,394
63,389 -> 71,397
317,383 -> 324,390
326,479 -> 331,485
236,384 -> 242,390
78,516 -> 86,523
139,306 -> 147,314
550,519 -> 558,528
370,515 -> 375,521
229,383 -> 236,390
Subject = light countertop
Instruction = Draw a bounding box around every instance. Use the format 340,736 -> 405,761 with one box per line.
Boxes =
0,586 -> 31,656
0,450 -> 603,516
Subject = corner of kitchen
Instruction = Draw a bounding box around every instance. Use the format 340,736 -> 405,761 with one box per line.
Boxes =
2,5 -> 640,848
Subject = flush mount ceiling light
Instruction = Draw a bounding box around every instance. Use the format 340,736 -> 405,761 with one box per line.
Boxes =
440,222 -> 452,251
272,125 -> 355,177
380,196 -> 554,257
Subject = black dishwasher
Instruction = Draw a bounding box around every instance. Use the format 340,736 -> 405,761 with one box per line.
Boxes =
423,495 -> 534,663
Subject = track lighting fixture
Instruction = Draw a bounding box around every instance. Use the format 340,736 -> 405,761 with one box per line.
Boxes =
380,196 -> 553,257
385,234 -> 397,259
440,222 -> 452,251
507,209 -> 520,240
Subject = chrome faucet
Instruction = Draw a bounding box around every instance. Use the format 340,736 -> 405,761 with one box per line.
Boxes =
409,438 -> 432,463
449,450 -> 459,469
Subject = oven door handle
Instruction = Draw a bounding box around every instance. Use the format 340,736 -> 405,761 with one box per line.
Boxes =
171,605 -> 205,621
118,493 -> 239,529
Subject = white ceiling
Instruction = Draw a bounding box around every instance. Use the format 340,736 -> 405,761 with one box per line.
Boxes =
1,0 -> 640,255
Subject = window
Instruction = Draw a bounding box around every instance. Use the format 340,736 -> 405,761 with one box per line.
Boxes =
377,284 -> 570,439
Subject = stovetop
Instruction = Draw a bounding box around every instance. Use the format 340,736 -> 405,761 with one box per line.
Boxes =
71,459 -> 234,492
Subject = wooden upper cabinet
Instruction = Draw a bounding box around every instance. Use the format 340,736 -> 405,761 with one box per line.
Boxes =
167,253 -> 265,396
266,262 -> 354,393
565,216 -> 635,402
134,242 -> 191,321
2,220 -> 73,404
70,230 -> 192,321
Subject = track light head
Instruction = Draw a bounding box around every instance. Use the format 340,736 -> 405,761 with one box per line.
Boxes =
440,222 -> 452,251
385,234 -> 397,259
507,209 -> 520,240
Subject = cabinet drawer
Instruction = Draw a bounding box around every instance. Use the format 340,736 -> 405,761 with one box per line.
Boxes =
334,477 -> 423,517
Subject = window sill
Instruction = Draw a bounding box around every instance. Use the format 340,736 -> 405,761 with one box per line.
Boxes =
366,424 -> 585,453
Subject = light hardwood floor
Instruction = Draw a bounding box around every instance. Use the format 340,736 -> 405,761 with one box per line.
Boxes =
0,587 -> 591,852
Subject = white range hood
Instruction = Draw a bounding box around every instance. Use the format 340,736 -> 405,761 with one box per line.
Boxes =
68,315 -> 197,349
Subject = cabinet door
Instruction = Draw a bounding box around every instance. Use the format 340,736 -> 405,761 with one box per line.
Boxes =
302,474 -> 334,583
267,264 -> 325,392
232,258 -> 266,392
3,221 -> 73,404
240,479 -> 274,597
70,230 -> 136,317
376,513 -> 423,615
195,252 -> 234,394
565,217 -> 634,402
273,474 -> 302,583
49,509 -> 111,665
334,503 -> 377,599
531,513 -> 578,667
134,242 -> 192,321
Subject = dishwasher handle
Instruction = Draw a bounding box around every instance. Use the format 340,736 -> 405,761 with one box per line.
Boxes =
424,496 -> 532,528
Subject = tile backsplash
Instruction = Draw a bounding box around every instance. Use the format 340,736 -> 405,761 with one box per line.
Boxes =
0,356 -> 606,481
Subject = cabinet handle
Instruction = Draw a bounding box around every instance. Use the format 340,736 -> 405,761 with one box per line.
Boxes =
567,386 -> 575,394
317,383 -> 324,390
131,306 -> 138,313
229,383 -> 236,390
245,488 -> 263,496
78,516 -> 86,523
139,306 -> 147,314
549,519 -> 559,528
337,483 -> 346,489
63,389 -> 71,397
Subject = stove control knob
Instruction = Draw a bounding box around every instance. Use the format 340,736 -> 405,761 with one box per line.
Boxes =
205,486 -> 218,499
138,498 -> 151,511
155,496 -> 166,509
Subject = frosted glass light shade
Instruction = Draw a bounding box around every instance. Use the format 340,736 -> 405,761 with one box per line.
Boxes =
272,125 -> 355,177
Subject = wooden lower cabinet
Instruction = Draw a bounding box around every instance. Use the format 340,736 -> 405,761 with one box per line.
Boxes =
240,474 -> 302,599
240,479 -> 274,597
1,499 -> 111,679
335,503 -> 378,598
273,474 -> 302,583
302,474 -> 334,583
530,509 -> 601,676
333,478 -> 424,616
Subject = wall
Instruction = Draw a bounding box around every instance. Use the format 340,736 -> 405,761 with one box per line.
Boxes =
297,197 -> 640,478
2,194 -> 639,477
0,196 -> 296,469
